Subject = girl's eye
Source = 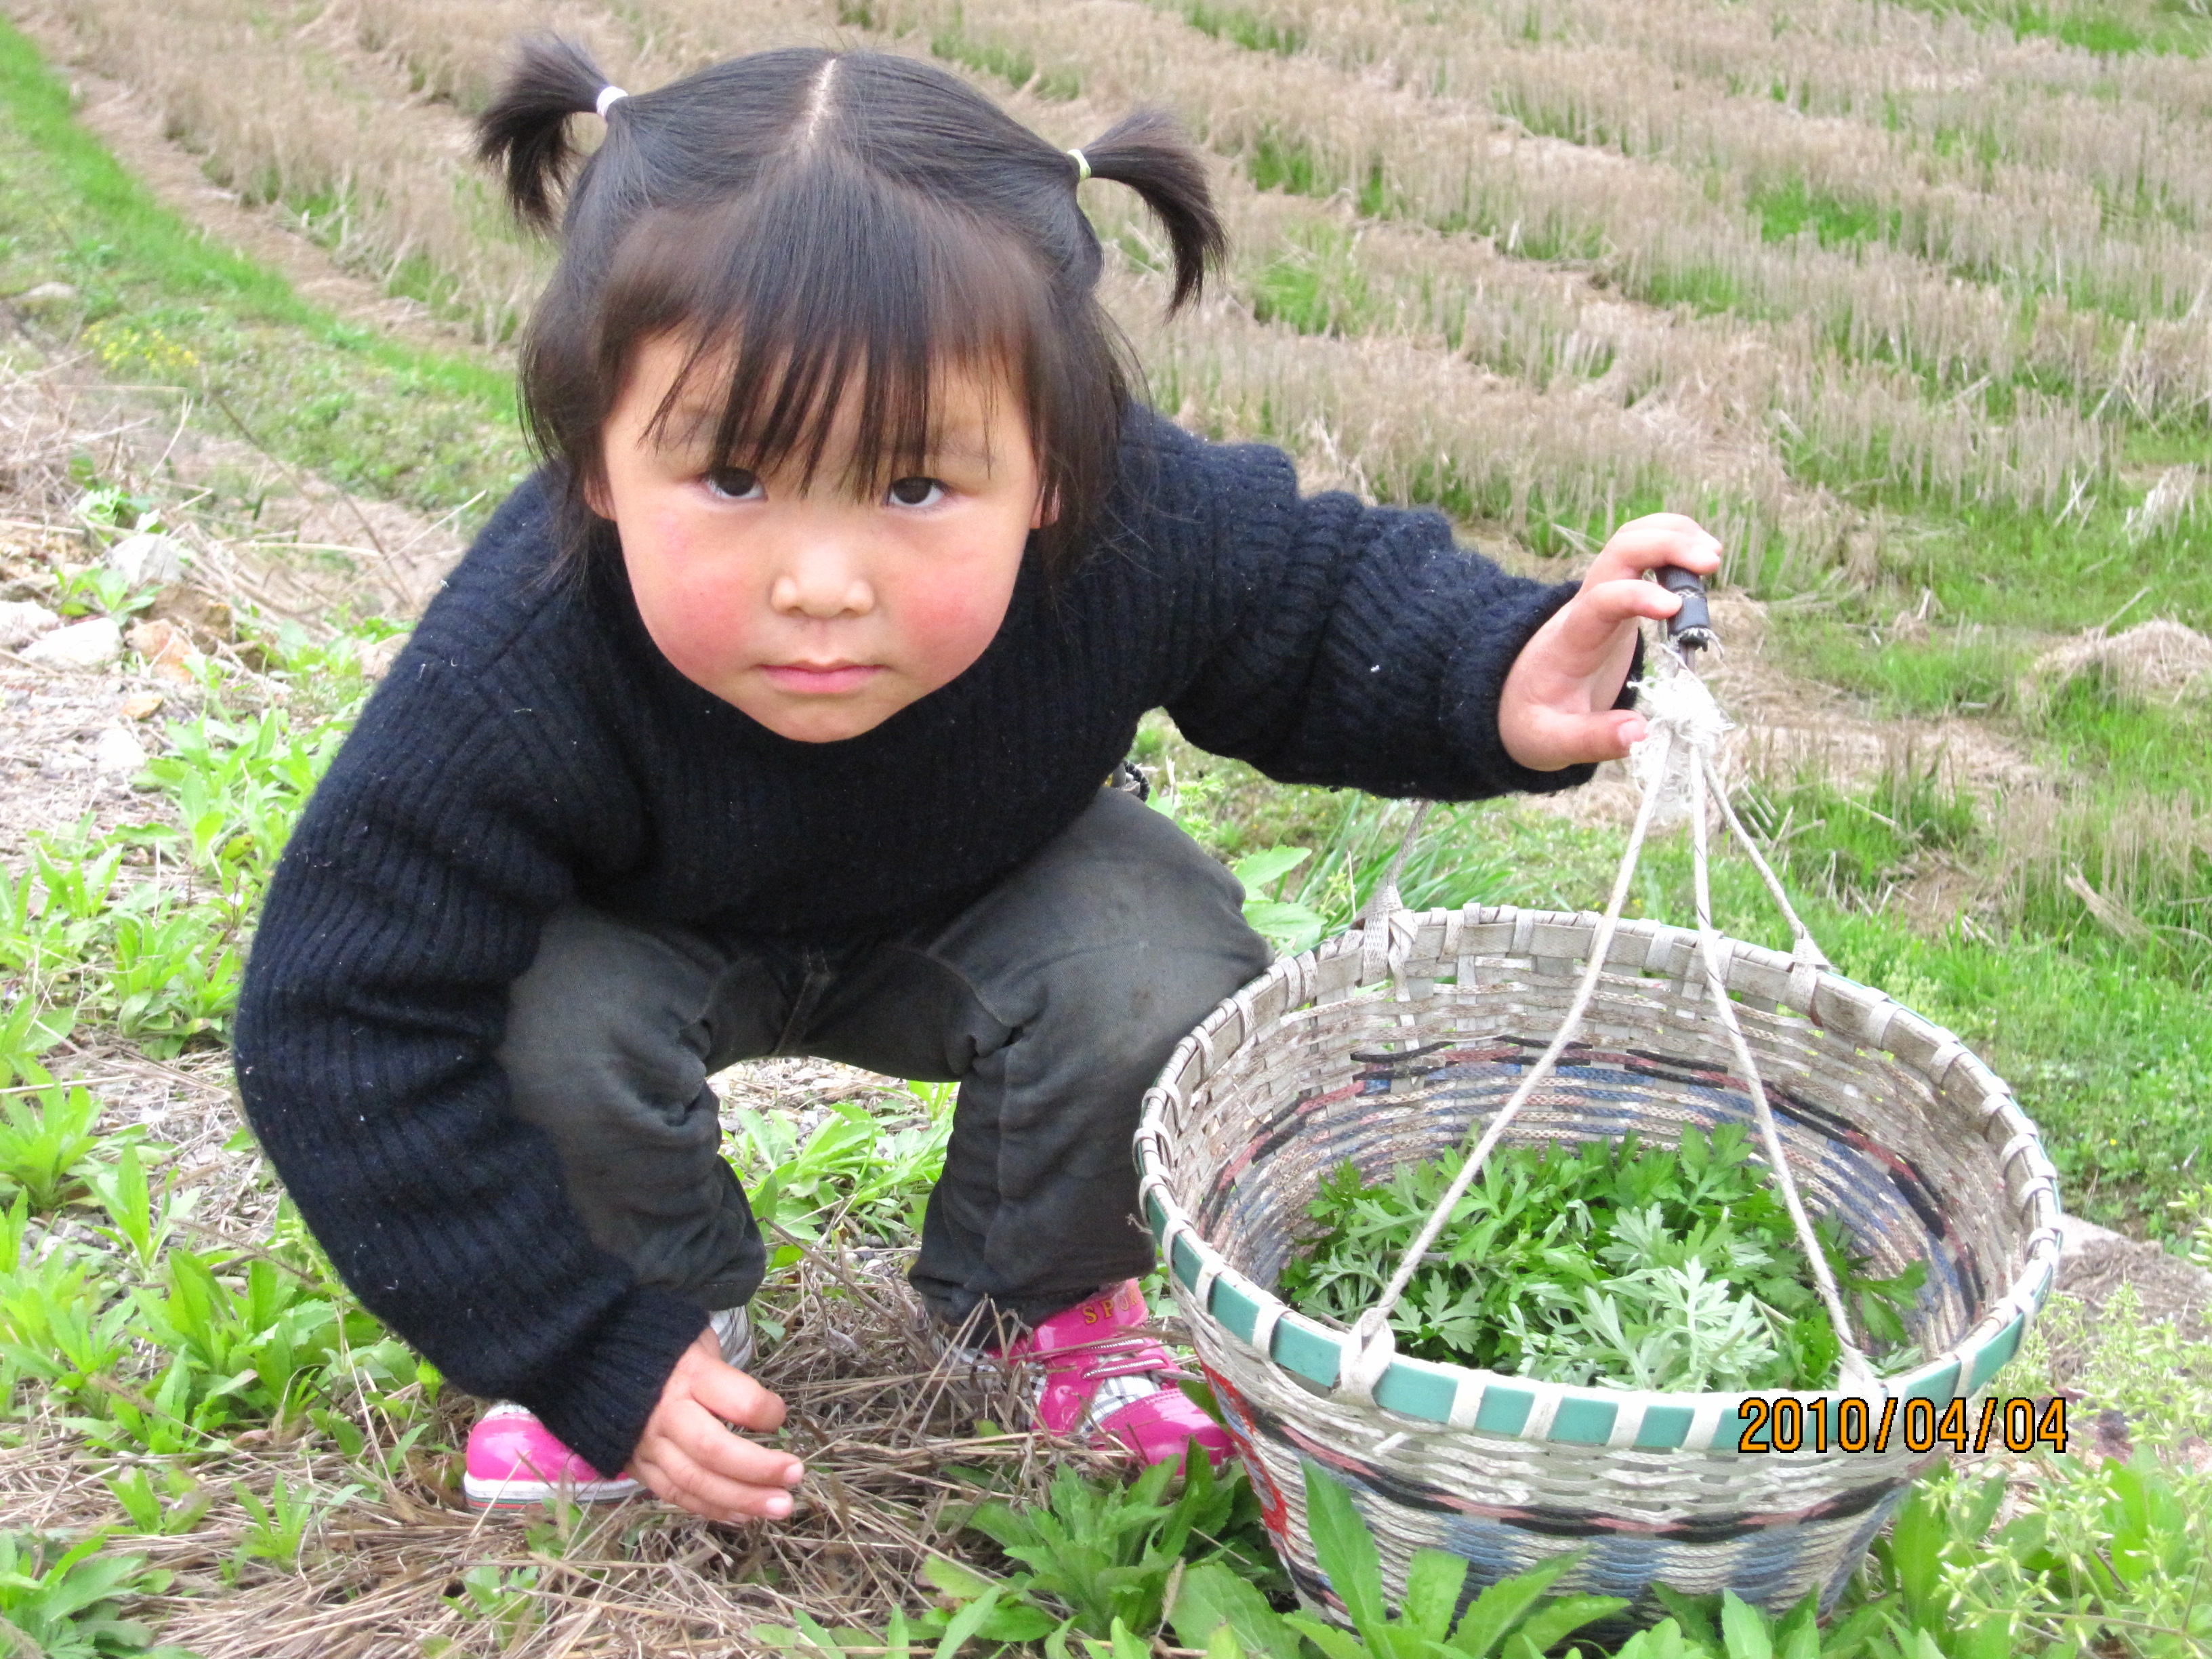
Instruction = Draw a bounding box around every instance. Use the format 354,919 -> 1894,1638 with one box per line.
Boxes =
703,466 -> 763,501
886,476 -> 945,508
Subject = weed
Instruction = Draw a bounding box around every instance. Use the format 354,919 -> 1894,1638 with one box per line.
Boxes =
956,1449 -> 1281,1638
230,1473 -> 359,1572
0,1073 -> 110,1212
726,1088 -> 955,1251
87,1145 -> 187,1274
101,1467 -> 211,1539
0,1531 -> 190,1658
436,1563 -> 544,1650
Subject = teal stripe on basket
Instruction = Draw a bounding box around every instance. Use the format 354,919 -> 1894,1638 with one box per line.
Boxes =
1965,1316 -> 2025,1393
1373,1359 -> 1457,1425
1473,1384 -> 1534,1437
1905,1359 -> 1963,1404
1722,1399 -> 1763,1451
1169,1231 -> 1204,1291
1636,1404 -> 1694,1448
1144,1189 -> 1169,1241
1210,1277 -> 1261,1347
1549,1395 -> 1618,1445
1272,1317 -> 1345,1387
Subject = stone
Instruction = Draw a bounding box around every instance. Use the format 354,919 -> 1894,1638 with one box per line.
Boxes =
104,531 -> 188,590
16,281 -> 78,307
125,618 -> 199,687
91,726 -> 148,775
148,584 -> 234,643
118,691 -> 165,722
22,615 -> 122,670
0,599 -> 60,651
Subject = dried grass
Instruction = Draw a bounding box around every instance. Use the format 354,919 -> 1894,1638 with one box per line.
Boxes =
26,0 -> 2162,558
2026,617 -> 2212,707
30,0 -> 551,342
1,1191 -> 1097,1659
863,0 -> 2212,417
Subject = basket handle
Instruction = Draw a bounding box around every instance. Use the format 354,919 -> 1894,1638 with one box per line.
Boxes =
1337,645 -> 1871,1409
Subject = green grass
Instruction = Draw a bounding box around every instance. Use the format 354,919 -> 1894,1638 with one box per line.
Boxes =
2031,672 -> 2212,799
1171,0 -> 1305,54
1748,177 -> 1902,249
0,17 -> 521,524
1889,0 -> 2212,57
1781,621 -> 2023,718
925,24 -> 1082,100
1860,505 -> 2212,634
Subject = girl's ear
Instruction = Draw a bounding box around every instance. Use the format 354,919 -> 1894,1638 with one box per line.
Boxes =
1030,488 -> 1060,530
583,464 -> 615,520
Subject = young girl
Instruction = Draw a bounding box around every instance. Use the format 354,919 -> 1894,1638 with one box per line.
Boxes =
233,38 -> 1718,1526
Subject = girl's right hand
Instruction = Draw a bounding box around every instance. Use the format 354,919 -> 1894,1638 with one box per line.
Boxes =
627,1328 -> 805,1522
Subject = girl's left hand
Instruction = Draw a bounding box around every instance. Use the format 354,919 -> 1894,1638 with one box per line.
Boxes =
1497,513 -> 1723,772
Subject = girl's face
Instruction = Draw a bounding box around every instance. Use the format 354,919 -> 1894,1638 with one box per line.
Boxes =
592,334 -> 1048,743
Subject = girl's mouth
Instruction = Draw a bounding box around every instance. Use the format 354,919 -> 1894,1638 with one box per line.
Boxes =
760,661 -> 884,695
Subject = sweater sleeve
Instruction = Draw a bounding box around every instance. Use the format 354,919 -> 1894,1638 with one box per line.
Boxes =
232,591 -> 708,1479
1155,424 -> 1633,800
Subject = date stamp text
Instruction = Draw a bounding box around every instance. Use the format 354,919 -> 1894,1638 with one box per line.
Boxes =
1736,1395 -> 2068,1455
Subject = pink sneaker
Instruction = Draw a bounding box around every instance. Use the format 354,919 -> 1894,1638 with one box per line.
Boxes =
1002,1281 -> 1234,1467
463,1307 -> 753,1511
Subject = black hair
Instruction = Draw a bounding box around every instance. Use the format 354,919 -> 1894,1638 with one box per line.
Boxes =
476,37 -> 1225,577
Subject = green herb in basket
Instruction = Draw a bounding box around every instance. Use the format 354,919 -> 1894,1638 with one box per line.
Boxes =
1275,1126 -> 1925,1393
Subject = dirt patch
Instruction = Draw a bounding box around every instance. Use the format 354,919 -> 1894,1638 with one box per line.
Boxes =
2055,1214 -> 2211,1343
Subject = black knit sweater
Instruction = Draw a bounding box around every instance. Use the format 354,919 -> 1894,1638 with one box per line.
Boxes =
233,409 -> 1610,1477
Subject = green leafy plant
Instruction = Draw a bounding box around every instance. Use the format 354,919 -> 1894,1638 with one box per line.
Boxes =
1277,1128 -> 1925,1392
0,1071 -> 110,1212
92,1248 -> 377,1449
1165,1461 -> 1624,1659
101,1467 -> 211,1539
230,1474 -> 359,1573
0,1531 -> 191,1657
436,1563 -> 543,1650
87,1145 -> 190,1273
951,1446 -> 1282,1640
52,565 -> 159,621
1234,846 -> 1326,954
729,1090 -> 954,1248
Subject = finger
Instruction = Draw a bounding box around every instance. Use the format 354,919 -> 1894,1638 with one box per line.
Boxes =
1540,579 -> 1680,663
632,1437 -> 798,1523
1510,708 -> 1650,772
662,1396 -> 805,1490
1586,515 -> 1723,586
680,1353 -> 790,1434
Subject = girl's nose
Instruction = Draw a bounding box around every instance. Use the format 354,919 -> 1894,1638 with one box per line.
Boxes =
769,551 -> 875,619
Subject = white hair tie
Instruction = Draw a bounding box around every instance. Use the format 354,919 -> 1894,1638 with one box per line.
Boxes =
1067,148 -> 1091,183
596,84 -> 630,119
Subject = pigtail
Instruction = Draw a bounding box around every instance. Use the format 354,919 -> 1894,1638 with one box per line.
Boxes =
476,37 -> 615,230
1077,110 -> 1225,312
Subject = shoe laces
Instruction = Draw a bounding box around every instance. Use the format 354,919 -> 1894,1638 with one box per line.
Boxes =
1035,1331 -> 1198,1387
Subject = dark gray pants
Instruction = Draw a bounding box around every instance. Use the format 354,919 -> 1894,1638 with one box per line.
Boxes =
498,790 -> 1271,1330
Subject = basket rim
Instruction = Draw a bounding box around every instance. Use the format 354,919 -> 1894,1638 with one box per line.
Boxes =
1135,902 -> 2065,1455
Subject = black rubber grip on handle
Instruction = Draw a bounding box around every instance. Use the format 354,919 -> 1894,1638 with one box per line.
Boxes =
1658,566 -> 1717,652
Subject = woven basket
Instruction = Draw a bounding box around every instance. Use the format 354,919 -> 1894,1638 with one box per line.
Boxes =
1134,903 -> 2062,1623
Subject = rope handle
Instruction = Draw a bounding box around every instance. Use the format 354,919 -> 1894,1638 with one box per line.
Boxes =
1338,634 -> 1872,1407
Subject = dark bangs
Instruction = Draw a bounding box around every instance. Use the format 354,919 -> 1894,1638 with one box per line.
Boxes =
589,180 -> 1103,539
484,43 -> 1225,581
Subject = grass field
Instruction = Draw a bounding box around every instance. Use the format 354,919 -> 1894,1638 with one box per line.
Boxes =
0,0 -> 2205,1652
